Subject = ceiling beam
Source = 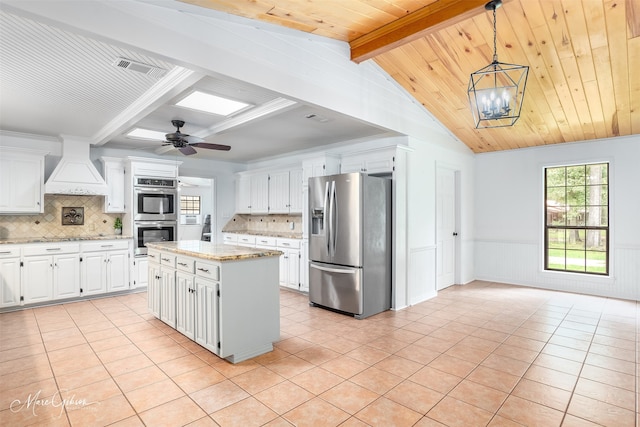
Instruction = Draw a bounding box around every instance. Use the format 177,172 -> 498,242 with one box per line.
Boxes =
350,0 -> 491,63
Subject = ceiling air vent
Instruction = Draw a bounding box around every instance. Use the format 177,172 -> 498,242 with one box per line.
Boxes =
112,57 -> 167,78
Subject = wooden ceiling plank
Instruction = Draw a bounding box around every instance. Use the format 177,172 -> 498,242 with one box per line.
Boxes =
628,36 -> 640,134
350,0 -> 489,63
605,0 -> 632,136
591,45 -> 618,138
626,0 -> 640,38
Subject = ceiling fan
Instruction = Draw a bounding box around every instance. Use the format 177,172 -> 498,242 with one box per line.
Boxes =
162,119 -> 231,155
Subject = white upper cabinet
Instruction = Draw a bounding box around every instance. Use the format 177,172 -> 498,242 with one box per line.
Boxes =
288,169 -> 304,213
235,174 -> 252,214
340,148 -> 395,175
302,155 -> 340,186
0,148 -> 47,214
268,170 -> 290,214
101,157 -> 126,213
250,173 -> 270,214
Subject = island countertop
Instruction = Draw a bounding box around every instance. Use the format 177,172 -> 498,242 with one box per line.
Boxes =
146,240 -> 282,262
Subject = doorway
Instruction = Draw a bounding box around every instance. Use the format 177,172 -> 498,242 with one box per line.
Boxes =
177,176 -> 215,242
436,166 -> 459,290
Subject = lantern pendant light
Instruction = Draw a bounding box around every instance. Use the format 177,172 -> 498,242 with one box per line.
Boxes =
468,0 -> 529,128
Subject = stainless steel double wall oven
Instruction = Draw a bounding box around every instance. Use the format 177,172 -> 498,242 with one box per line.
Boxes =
132,176 -> 178,256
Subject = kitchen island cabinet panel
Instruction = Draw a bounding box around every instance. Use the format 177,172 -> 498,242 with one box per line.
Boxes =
146,241 -> 280,363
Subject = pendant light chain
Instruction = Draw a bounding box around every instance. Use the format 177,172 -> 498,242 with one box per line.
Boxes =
492,5 -> 498,63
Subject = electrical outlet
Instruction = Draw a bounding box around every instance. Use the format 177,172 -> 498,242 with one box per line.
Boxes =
289,222 -> 295,230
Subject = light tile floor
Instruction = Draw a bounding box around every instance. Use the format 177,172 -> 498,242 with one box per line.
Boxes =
1,280 -> 638,426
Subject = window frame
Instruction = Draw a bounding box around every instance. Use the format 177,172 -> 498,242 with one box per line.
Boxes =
543,162 -> 610,276
180,195 -> 201,215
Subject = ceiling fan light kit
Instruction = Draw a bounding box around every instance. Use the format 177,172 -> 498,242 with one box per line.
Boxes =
468,0 -> 529,129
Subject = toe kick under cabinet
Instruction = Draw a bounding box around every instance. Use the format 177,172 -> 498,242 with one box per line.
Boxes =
147,242 -> 281,364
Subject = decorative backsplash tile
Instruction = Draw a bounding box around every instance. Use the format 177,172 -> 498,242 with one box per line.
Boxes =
0,195 -> 121,239
222,213 -> 302,237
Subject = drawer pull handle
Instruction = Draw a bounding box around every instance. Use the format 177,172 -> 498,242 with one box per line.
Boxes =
162,258 -> 171,262
0,251 -> 12,255
148,254 -> 156,258
178,262 -> 188,267
197,267 -> 210,273
101,244 -> 114,248
46,248 -> 62,251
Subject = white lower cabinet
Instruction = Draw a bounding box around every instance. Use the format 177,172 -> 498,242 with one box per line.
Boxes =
133,256 -> 148,288
176,270 -> 195,340
277,238 -> 301,290
194,276 -> 220,355
0,247 -> 21,308
148,246 -> 279,363
80,241 -> 130,295
22,243 -> 81,304
147,253 -> 161,318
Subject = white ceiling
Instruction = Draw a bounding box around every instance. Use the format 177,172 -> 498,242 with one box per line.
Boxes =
0,5 -> 397,162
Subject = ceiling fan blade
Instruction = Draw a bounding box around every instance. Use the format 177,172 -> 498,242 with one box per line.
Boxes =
183,134 -> 204,144
190,142 -> 231,151
178,145 -> 198,155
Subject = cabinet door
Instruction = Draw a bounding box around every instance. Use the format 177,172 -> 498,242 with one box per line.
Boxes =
268,171 -> 290,213
288,249 -> 300,290
148,262 -> 161,318
340,157 -> 365,174
134,257 -> 148,288
0,156 -> 43,213
300,240 -> 309,292
160,267 -> 176,327
289,169 -> 303,213
104,162 -> 126,213
250,173 -> 270,214
81,252 -> 107,296
53,254 -> 80,299
176,271 -> 195,340
23,256 -> 53,304
235,174 -> 252,214
0,257 -> 21,307
194,277 -> 219,355
107,250 -> 130,292
278,250 -> 289,287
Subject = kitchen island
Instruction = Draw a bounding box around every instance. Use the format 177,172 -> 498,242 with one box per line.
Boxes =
146,241 -> 282,363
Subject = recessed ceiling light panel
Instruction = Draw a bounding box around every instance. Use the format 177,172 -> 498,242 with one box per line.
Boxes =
176,91 -> 250,116
126,128 -> 166,140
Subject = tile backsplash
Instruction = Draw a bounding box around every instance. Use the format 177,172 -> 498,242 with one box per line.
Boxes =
222,214 -> 302,236
0,195 -> 121,239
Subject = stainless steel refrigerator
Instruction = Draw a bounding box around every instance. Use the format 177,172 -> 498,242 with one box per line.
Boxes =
308,172 -> 391,319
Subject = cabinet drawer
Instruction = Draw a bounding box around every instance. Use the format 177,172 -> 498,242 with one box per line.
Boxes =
223,233 -> 238,244
22,243 -> 80,256
81,240 -> 129,252
276,238 -> 301,249
195,261 -> 219,281
160,253 -> 176,267
147,249 -> 160,263
0,246 -> 20,258
176,256 -> 195,273
255,236 -> 277,247
237,235 -> 256,246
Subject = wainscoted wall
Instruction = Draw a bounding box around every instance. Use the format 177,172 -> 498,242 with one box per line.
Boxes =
407,246 -> 437,307
222,214 -> 302,237
475,240 -> 640,301
0,195 -> 121,239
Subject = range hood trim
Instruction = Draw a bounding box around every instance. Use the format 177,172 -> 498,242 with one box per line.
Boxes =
44,137 -> 109,196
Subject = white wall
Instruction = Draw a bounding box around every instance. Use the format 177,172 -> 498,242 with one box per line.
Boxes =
474,135 -> 640,300
178,177 -> 213,241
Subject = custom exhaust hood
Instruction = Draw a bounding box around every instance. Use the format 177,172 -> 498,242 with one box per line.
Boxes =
45,136 -> 108,195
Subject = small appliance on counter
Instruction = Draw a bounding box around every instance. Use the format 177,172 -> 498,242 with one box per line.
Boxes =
308,172 -> 391,319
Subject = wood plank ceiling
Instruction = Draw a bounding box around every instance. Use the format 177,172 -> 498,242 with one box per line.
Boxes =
181,0 -> 640,153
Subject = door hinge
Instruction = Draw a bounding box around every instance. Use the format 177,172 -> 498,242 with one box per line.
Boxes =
217,341 -> 221,349
20,261 -> 24,267
80,257 -> 83,262
20,296 -> 24,301
217,290 -> 220,297
80,288 -> 83,294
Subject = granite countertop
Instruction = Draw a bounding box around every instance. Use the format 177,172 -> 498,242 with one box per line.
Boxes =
0,235 -> 133,245
222,230 -> 302,239
146,240 -> 283,262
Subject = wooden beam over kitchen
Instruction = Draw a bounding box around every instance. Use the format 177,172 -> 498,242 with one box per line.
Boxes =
349,0 -> 490,63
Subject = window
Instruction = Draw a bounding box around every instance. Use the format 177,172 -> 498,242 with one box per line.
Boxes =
544,163 -> 609,275
180,195 -> 201,215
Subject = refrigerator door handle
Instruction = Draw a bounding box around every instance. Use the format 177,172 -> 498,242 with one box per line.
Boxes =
330,180 -> 337,256
324,181 -> 330,255
309,263 -> 356,274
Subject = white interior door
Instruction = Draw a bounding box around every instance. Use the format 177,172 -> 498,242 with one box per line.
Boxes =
436,167 -> 456,290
